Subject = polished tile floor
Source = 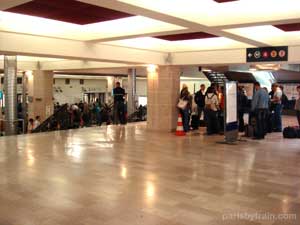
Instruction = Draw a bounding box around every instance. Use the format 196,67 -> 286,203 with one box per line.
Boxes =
0,119 -> 300,225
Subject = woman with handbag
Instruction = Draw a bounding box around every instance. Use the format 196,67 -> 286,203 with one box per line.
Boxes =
178,84 -> 192,132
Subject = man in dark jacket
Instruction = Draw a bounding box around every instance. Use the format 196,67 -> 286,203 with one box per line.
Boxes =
194,84 -> 206,120
237,86 -> 248,132
113,82 -> 125,124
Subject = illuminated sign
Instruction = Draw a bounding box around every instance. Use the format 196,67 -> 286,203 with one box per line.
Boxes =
247,46 -> 288,62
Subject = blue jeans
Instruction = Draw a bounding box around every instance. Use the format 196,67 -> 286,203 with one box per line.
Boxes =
180,108 -> 190,132
273,104 -> 282,131
197,106 -> 204,119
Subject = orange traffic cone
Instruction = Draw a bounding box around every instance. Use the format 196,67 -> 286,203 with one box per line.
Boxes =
175,113 -> 186,136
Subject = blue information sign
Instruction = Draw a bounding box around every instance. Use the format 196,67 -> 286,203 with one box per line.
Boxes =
0,91 -> 3,100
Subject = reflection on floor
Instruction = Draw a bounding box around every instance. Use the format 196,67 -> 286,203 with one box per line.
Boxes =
0,117 -> 299,225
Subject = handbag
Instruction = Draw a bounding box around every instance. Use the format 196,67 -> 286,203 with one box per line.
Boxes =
177,98 -> 188,109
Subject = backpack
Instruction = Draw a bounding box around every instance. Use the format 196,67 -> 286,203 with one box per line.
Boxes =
283,127 -> 297,139
205,94 -> 216,110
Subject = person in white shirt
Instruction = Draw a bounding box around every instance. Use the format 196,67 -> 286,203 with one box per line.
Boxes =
271,83 -> 283,132
33,116 -> 41,130
205,86 -> 220,135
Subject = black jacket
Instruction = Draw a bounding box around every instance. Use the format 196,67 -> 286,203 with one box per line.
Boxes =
113,87 -> 125,102
194,90 -> 206,108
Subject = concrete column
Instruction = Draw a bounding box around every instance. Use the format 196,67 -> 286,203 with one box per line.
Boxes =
106,76 -> 114,104
127,68 -> 137,115
27,70 -> 54,122
147,66 -> 180,132
3,55 -> 18,135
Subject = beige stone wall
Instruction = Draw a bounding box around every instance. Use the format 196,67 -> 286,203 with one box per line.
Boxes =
28,70 -> 54,122
147,66 -> 180,132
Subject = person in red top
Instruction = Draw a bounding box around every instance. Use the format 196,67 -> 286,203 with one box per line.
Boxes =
218,86 -> 225,111
217,86 -> 225,131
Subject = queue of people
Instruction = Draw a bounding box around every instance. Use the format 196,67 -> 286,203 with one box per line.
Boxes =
178,82 -> 300,140
178,83 -> 228,135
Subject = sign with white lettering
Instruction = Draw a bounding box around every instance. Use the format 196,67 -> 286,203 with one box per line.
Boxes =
247,46 -> 288,62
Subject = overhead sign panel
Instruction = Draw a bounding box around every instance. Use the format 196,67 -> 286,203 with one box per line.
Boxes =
246,46 -> 288,62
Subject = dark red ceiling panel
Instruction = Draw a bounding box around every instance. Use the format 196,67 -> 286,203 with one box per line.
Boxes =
274,23 -> 300,32
4,0 -> 134,25
214,0 -> 239,3
154,32 -> 218,41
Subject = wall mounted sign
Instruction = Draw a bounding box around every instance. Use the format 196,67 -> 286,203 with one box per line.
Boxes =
246,46 -> 288,62
0,91 -> 3,100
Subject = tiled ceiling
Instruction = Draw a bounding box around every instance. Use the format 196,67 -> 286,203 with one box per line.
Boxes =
1,0 -> 300,52
155,32 -> 218,41
274,23 -> 300,32
4,0 -> 134,25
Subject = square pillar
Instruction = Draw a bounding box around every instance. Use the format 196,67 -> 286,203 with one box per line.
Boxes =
127,68 -> 137,115
27,70 -> 54,122
3,56 -> 18,135
147,66 -> 180,132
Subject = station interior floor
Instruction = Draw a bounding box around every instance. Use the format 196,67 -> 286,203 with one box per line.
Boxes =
0,116 -> 299,225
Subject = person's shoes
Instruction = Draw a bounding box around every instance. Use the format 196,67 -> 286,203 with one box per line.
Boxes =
252,137 -> 263,140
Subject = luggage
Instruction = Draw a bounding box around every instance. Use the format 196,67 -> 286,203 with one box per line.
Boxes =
296,129 -> 300,138
283,126 -> 298,139
191,115 -> 199,130
199,119 -> 206,127
245,124 -> 255,137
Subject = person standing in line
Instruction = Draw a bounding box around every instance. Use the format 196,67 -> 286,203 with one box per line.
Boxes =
217,86 -> 225,132
113,82 -> 126,125
179,84 -> 192,132
271,83 -> 283,132
295,86 -> 300,126
194,84 -> 206,120
279,85 -> 289,109
251,82 -> 269,140
204,87 -> 220,135
237,86 -> 248,132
